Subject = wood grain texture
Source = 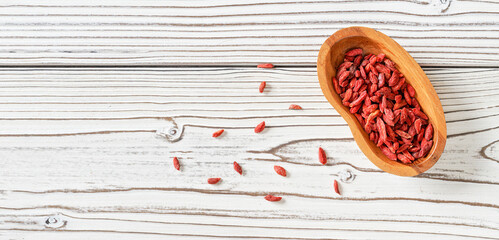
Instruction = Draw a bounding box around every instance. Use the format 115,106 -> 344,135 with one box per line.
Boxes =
0,67 -> 498,239
0,0 -> 498,66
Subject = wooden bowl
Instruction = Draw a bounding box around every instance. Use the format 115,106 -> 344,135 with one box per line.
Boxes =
317,26 -> 446,176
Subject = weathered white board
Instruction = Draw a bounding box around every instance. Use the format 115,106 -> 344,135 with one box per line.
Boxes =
0,0 -> 498,66
0,67 -> 497,239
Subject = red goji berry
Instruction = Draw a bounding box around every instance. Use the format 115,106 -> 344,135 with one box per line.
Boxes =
212,129 -> 224,138
259,81 -> 266,93
274,165 -> 286,177
397,153 -> 412,163
425,123 -> 433,141
395,130 -> 411,139
345,48 -> 363,57
318,147 -> 327,165
254,121 -> 265,133
376,53 -> 386,62
264,194 -> 282,202
173,157 -> 180,171
257,63 -> 274,68
334,180 -> 341,195
207,178 -> 221,184
233,161 -> 242,175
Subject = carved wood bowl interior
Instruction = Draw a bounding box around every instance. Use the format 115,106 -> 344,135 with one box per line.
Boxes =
317,26 -> 447,176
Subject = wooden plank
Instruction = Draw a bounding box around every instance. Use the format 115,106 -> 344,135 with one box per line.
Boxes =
0,67 -> 498,239
0,0 -> 498,66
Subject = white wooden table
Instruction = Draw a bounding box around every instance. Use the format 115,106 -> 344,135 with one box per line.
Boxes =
0,1 -> 498,239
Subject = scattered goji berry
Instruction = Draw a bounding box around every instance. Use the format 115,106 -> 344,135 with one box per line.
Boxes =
212,129 -> 224,138
233,161 -> 242,175
334,180 -> 340,195
274,165 -> 287,177
318,147 -> 327,165
257,63 -> 274,68
207,178 -> 221,184
289,104 -> 302,110
173,157 -> 180,171
254,121 -> 266,133
259,81 -> 266,93
264,194 -> 282,202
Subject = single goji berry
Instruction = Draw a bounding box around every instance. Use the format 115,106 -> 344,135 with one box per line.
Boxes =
207,178 -> 221,184
397,153 -> 412,163
376,53 -> 386,62
413,108 -> 428,120
254,121 -> 265,133
173,157 -> 180,171
407,85 -> 416,97
233,161 -> 242,175
274,165 -> 286,177
318,147 -> 327,165
354,55 -> 362,66
332,77 -> 342,94
381,145 -> 397,161
425,123 -> 433,141
259,81 -> 266,93
257,63 -> 274,68
395,130 -> 411,139
212,129 -> 224,138
264,194 -> 282,202
345,48 -> 363,57
334,180 -> 341,195
338,71 -> 350,84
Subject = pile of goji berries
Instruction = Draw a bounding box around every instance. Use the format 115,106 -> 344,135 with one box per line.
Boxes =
333,48 -> 433,163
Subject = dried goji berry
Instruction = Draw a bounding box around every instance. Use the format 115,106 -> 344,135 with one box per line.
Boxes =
257,63 -> 274,68
274,165 -> 287,177
264,194 -> 282,202
289,104 -> 302,110
397,153 -> 412,163
376,53 -> 386,62
338,71 -> 350,83
376,117 -> 387,146
173,157 -> 180,171
254,121 -> 265,133
413,108 -> 428,120
212,129 -> 224,138
207,178 -> 221,184
233,161 -> 242,175
395,130 -> 411,139
318,147 -> 327,165
332,77 -> 342,94
259,81 -> 266,93
354,55 -> 362,66
381,145 -> 397,161
407,85 -> 416,97
334,180 -> 341,195
349,91 -> 367,107
425,123 -> 433,141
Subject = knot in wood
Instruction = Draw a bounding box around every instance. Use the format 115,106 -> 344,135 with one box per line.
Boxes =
155,125 -> 183,142
338,169 -> 355,183
45,215 -> 66,229
431,0 -> 452,12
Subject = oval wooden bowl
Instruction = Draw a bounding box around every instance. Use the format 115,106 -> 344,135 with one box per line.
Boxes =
317,26 -> 447,176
